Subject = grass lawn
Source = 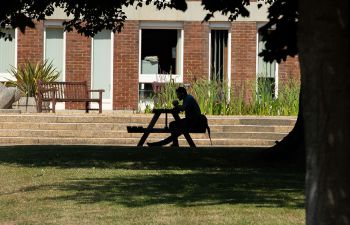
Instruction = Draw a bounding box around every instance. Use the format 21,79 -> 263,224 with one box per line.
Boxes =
0,146 -> 305,225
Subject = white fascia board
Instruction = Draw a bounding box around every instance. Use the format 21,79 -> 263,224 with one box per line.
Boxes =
48,2 -> 269,22
123,1 -> 269,22
48,7 -> 71,20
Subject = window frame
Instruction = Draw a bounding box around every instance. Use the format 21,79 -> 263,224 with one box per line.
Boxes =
138,21 -> 184,84
0,28 -> 17,82
256,23 -> 279,98
208,22 -> 232,99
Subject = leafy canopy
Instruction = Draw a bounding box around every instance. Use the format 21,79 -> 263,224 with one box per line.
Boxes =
0,0 -> 297,62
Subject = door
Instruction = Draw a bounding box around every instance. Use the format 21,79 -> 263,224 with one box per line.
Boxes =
92,30 -> 113,110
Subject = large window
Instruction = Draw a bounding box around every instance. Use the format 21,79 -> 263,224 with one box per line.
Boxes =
138,24 -> 183,110
210,30 -> 228,83
45,27 -> 64,81
141,29 -> 182,76
257,30 -> 278,98
0,29 -> 16,81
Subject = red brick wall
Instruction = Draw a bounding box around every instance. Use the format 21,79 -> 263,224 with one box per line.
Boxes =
13,20 -> 301,111
279,55 -> 301,82
65,31 -> 92,109
231,22 -> 257,101
66,32 -> 91,83
17,22 -> 44,65
183,22 -> 209,83
114,21 -> 139,110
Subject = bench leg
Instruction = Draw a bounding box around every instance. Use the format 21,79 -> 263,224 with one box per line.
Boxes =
52,101 -> 56,113
99,101 -> 102,113
37,99 -> 42,113
85,102 -> 89,113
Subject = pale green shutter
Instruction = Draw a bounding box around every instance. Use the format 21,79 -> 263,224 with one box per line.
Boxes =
92,30 -> 111,99
0,29 -> 16,74
45,28 -> 64,81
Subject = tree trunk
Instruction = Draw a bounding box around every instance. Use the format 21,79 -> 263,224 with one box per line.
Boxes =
298,0 -> 350,224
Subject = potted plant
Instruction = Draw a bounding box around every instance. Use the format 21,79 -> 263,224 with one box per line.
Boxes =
7,60 -> 60,112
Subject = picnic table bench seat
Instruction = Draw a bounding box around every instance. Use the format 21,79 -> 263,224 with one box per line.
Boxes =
37,80 -> 104,113
127,126 -> 206,133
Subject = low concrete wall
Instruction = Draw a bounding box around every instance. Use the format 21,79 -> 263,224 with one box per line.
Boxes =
12,97 -> 37,113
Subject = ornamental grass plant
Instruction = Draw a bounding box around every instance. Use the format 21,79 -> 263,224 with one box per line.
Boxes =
7,59 -> 60,98
152,77 -> 300,116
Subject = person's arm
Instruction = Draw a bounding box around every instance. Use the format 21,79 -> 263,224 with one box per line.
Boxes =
172,100 -> 185,111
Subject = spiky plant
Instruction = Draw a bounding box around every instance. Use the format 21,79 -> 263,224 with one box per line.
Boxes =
7,60 -> 60,97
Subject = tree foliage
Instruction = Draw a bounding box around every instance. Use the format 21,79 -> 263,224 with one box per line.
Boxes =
0,0 -> 187,39
258,0 -> 298,63
0,0 -> 297,63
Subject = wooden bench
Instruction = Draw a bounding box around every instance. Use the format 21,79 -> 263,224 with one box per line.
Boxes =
37,80 -> 104,113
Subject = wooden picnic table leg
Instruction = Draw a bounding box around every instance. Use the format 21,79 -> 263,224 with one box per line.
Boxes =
137,112 -> 161,147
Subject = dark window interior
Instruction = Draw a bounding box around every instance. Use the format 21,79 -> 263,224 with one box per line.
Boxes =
211,30 -> 228,82
141,29 -> 178,74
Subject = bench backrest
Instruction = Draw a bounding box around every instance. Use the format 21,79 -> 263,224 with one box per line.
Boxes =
38,80 -> 89,100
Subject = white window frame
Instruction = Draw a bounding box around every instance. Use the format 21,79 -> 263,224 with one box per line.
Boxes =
208,22 -> 232,99
138,21 -> 184,84
0,28 -> 17,82
43,21 -> 66,82
90,30 -> 114,110
256,23 -> 279,98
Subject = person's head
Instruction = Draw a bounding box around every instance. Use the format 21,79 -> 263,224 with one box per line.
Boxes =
176,86 -> 187,100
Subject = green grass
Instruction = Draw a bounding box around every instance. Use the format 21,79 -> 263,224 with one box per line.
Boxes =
0,146 -> 305,225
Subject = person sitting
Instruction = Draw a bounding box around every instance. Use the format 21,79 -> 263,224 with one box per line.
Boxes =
147,86 -> 202,147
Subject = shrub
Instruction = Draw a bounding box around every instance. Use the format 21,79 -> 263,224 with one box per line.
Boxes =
7,60 -> 60,97
151,77 -> 300,116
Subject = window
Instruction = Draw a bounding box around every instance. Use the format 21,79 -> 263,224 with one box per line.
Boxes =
45,27 -> 64,81
257,30 -> 277,98
139,26 -> 183,83
139,83 -> 154,101
138,23 -> 183,111
0,28 -> 16,81
210,30 -> 228,83
141,29 -> 181,76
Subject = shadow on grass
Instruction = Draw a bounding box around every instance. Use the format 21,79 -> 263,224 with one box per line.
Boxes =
0,145 -> 303,170
0,145 -> 305,208
36,172 -> 303,208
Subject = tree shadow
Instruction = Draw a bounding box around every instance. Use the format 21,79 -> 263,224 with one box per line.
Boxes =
0,145 -> 304,208
16,170 -> 304,209
0,145 -> 303,171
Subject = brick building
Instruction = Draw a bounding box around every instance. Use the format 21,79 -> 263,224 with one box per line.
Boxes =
0,2 -> 300,111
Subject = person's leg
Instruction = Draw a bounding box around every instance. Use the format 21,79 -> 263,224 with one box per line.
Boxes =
169,119 -> 192,147
170,119 -> 188,147
147,135 -> 174,146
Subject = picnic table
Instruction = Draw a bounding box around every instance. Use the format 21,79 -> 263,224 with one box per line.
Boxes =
127,108 -> 198,147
